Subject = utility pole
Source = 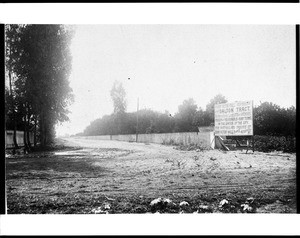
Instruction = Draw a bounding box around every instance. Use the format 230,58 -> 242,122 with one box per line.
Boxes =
136,97 -> 139,142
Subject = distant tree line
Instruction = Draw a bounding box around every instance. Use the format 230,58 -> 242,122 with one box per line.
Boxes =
81,82 -> 295,138
5,24 -> 74,149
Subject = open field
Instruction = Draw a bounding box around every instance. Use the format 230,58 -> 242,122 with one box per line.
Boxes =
6,137 -> 296,214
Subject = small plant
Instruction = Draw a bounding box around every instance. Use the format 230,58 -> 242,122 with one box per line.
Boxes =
149,197 -> 178,213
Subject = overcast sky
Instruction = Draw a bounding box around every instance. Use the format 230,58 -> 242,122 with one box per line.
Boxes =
55,24 -> 296,136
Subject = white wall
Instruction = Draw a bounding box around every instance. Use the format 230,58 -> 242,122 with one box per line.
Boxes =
83,132 -> 215,149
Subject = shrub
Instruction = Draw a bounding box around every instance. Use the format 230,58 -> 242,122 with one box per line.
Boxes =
253,135 -> 296,153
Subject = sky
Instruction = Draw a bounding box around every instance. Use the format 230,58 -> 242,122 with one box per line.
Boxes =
55,25 -> 296,137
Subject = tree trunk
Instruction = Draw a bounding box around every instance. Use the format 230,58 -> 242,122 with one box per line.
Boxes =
40,112 -> 47,148
8,67 -> 18,149
26,105 -> 32,150
25,116 -> 32,150
23,123 -> 27,153
26,130 -> 32,149
23,113 -> 30,153
13,119 -> 18,149
40,114 -> 45,147
7,28 -> 19,150
34,115 -> 37,147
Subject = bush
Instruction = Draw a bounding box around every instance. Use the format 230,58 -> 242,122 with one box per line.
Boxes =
253,135 -> 296,153
253,102 -> 295,137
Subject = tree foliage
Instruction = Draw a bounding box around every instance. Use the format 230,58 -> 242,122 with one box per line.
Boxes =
110,81 -> 127,135
174,98 -> 198,132
5,24 -> 74,148
83,109 -> 175,136
253,102 -> 295,137
110,80 -> 127,115
82,92 -> 295,139
205,93 -> 228,126
5,24 -> 23,148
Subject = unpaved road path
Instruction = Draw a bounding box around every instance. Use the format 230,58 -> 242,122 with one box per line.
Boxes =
6,137 -> 296,214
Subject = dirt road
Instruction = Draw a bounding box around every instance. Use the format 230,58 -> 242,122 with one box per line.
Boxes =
6,137 -> 296,214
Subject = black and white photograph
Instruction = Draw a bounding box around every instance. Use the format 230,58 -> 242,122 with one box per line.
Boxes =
1,3 -> 300,236
5,23 -> 296,214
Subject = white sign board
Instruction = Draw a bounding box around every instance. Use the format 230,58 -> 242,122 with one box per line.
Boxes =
214,101 -> 253,136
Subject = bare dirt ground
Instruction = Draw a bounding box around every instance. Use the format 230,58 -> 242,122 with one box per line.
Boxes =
6,137 -> 296,214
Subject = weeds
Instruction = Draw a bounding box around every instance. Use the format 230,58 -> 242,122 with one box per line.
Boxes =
174,143 -> 210,151
253,135 -> 296,153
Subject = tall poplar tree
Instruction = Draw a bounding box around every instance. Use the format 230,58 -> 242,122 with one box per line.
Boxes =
6,24 -> 74,147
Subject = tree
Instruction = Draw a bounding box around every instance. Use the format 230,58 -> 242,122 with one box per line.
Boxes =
205,94 -> 227,126
110,80 -> 127,114
135,109 -> 157,134
253,102 -> 295,137
5,24 -> 23,149
192,108 -> 206,127
154,111 -> 175,133
110,80 -> 127,134
174,98 -> 198,132
285,106 -> 296,137
8,24 -> 75,147
5,87 -> 15,132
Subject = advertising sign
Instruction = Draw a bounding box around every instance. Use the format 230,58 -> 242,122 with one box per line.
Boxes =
214,101 -> 253,136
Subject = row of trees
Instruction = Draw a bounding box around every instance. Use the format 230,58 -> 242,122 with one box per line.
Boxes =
81,82 -> 296,138
5,24 -> 74,149
82,81 -> 226,136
